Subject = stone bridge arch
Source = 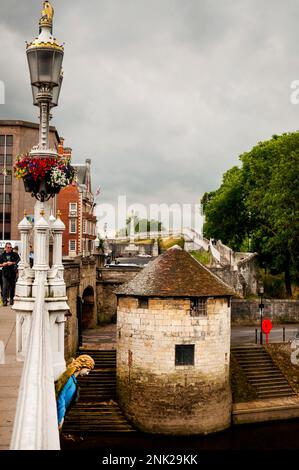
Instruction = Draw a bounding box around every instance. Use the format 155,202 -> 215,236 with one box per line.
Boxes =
81,286 -> 96,329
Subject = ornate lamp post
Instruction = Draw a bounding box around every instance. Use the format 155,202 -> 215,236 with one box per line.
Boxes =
11,2 -> 69,450
25,1 -> 64,201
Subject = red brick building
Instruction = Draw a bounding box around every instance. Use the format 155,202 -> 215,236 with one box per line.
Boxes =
0,120 -> 59,240
0,121 -> 97,255
57,157 -> 97,257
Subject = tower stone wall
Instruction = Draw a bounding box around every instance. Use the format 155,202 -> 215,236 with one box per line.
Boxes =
116,296 -> 232,435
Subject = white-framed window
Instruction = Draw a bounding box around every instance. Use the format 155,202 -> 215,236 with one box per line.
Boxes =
83,219 -> 87,234
69,239 -> 76,252
69,218 -> 77,234
69,202 -> 77,211
69,202 -> 77,217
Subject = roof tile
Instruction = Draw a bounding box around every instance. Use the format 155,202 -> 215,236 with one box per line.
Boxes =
116,248 -> 235,297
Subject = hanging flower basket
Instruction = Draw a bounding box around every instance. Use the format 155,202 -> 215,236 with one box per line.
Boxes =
23,177 -> 40,194
46,182 -> 61,194
14,154 -> 77,198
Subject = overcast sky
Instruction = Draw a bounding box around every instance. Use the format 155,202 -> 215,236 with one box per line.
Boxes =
1,0 -> 299,232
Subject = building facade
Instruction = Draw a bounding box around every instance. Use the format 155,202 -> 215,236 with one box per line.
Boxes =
0,120 -> 59,240
57,158 -> 97,257
116,246 -> 234,435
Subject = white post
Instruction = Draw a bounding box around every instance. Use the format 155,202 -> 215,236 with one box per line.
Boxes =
52,211 -> 65,269
48,211 -> 67,378
14,214 -> 34,361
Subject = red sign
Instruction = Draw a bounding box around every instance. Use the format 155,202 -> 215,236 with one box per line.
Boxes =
262,319 -> 273,344
262,319 -> 272,334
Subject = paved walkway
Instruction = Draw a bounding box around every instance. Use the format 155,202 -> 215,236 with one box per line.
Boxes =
231,324 -> 299,345
0,306 -> 23,450
81,324 -> 116,350
81,324 -> 299,349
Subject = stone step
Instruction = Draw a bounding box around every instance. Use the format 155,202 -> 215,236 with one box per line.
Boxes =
231,350 -> 267,357
236,361 -> 274,365
231,346 -> 295,400
79,387 -> 116,391
246,370 -> 284,376
249,378 -> 289,385
239,363 -> 277,368
257,390 -> 296,398
254,383 -> 292,390
240,367 -> 278,372
62,427 -> 134,433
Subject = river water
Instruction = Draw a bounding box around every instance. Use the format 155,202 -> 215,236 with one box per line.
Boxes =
61,418 -> 299,450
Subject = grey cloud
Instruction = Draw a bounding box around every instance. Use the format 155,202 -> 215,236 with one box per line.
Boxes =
0,0 -> 299,214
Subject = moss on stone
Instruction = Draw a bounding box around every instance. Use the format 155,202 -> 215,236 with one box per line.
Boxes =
190,250 -> 211,265
230,354 -> 258,402
266,343 -> 299,394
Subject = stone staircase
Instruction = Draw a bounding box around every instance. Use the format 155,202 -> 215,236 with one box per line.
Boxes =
231,346 -> 296,399
62,349 -> 135,433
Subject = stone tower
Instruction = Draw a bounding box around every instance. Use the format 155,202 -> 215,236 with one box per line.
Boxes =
116,247 -> 234,435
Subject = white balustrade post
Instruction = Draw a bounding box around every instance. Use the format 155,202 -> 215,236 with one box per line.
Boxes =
14,214 -> 34,361
48,210 -> 67,378
15,214 -> 33,297
52,210 -> 65,270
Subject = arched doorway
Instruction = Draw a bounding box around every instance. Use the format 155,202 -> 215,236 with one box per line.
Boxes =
82,286 -> 95,329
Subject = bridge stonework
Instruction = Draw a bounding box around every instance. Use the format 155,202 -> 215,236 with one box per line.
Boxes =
97,266 -> 142,323
63,257 -> 141,358
63,257 -> 98,358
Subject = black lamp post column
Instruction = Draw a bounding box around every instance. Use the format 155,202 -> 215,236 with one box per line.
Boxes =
259,284 -> 264,345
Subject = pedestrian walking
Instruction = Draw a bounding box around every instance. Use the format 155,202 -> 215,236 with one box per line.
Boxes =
0,242 -> 20,306
29,246 -> 34,268
13,246 -> 20,281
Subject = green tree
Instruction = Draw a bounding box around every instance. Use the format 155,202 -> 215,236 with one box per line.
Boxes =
203,132 -> 299,296
201,166 -> 249,251
240,133 -> 299,296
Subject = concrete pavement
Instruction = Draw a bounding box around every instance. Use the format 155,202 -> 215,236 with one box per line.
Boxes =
0,306 -> 23,450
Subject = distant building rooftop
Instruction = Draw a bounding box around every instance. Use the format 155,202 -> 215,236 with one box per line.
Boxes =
0,120 -> 59,141
116,248 -> 235,298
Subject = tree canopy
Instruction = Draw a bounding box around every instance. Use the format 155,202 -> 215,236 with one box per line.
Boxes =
201,132 -> 299,296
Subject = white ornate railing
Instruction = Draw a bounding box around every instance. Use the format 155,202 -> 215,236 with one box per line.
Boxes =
10,274 -> 59,449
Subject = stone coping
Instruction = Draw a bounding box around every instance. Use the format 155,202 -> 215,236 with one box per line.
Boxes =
233,396 -> 299,414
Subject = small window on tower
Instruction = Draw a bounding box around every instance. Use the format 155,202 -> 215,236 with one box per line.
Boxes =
190,298 -> 207,316
138,298 -> 148,309
175,345 -> 195,366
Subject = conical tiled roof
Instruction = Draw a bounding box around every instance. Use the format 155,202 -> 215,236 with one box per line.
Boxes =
116,248 -> 235,297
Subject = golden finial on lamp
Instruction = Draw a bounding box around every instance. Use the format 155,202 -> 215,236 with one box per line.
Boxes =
40,1 -> 54,29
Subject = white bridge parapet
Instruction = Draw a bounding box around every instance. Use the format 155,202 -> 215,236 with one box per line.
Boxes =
10,210 -> 60,450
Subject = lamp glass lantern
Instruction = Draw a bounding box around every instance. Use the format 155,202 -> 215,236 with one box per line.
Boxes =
31,70 -> 63,107
27,47 -> 63,87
